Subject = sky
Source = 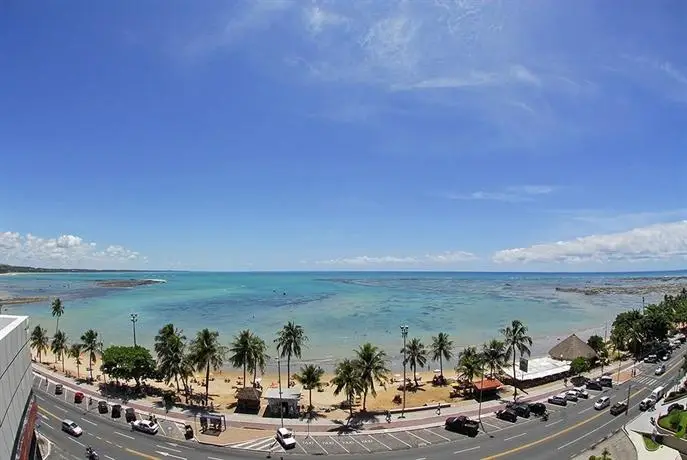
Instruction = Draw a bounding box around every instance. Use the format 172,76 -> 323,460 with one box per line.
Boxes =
1,0 -> 687,272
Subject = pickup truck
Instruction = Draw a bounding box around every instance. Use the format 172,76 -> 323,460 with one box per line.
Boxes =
445,416 -> 479,437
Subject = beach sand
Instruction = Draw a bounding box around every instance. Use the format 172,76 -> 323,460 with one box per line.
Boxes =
34,349 -> 512,419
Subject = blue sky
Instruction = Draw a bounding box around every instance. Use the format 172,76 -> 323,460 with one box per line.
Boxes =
2,1 -> 687,271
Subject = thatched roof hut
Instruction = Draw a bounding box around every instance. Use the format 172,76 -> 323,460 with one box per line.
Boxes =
548,334 -> 598,361
235,387 -> 262,413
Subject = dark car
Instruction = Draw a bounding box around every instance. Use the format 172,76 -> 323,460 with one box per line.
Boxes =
570,375 -> 589,387
527,402 -> 547,416
125,408 -> 137,423
610,402 -> 627,416
97,401 -> 108,414
495,409 -> 518,423
668,403 -> 684,413
55,384 -> 63,395
445,416 -> 480,437
586,380 -> 603,391
506,402 -> 531,418
111,404 -> 122,419
599,376 -> 613,388
548,395 -> 568,406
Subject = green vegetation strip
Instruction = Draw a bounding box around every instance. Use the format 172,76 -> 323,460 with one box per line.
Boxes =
658,410 -> 687,438
642,435 -> 660,452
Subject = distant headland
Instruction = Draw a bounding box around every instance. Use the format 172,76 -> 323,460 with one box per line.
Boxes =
0,263 -> 152,274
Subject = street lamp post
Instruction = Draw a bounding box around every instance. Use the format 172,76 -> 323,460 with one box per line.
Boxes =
400,325 -> 409,419
277,358 -> 284,428
130,313 -> 138,347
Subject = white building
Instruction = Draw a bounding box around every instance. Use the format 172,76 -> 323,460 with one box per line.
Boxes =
0,315 -> 39,460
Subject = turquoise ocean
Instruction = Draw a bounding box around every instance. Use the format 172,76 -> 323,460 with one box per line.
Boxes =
2,271 -> 684,371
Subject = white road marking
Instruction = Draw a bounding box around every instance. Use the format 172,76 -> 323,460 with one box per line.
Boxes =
557,414 -> 627,450
36,394 -> 46,401
156,444 -> 182,453
113,431 -> 134,440
369,434 -> 392,451
328,436 -> 350,453
68,437 -> 86,447
416,457 -> 427,460
578,407 -> 593,414
347,435 -> 371,452
154,451 -> 187,460
454,446 -> 481,454
207,457 -> 226,460
504,432 -> 527,442
425,428 -> 451,441
309,436 -> 329,455
406,430 -> 431,445
54,406 -> 68,413
481,420 -> 501,430
105,456 -> 115,460
81,418 -> 97,426
386,432 -> 412,448
545,419 -> 563,428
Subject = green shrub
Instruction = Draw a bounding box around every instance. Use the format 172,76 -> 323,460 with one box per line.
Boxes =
670,410 -> 681,430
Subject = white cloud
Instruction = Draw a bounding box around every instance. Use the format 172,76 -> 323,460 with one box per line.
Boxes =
492,221 -> 687,264
316,251 -> 477,267
446,185 -> 555,203
0,231 -> 146,268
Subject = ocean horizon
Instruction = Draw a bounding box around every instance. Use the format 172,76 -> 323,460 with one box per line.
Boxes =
3,270 -> 686,372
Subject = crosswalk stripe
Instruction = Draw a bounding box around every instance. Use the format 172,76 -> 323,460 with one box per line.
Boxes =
231,436 -> 274,449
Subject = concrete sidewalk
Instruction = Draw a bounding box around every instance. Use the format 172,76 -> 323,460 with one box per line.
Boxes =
32,357 -> 639,436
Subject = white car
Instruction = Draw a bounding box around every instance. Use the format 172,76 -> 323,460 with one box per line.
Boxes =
594,396 -> 611,410
276,427 -> 296,449
573,387 -> 590,399
61,419 -> 83,436
656,365 -> 666,375
564,390 -> 579,402
131,420 -> 159,434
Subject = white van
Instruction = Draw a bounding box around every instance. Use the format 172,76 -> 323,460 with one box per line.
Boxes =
650,386 -> 665,402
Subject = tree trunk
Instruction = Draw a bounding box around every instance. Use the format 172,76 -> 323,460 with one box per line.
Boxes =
413,365 -> 417,386
512,354 -> 517,401
309,388 -> 312,410
242,363 -> 246,388
61,354 -> 65,373
362,388 -> 368,411
287,355 -> 291,388
253,365 -> 257,385
439,356 -> 443,378
349,393 -> 353,418
205,362 -> 210,406
89,356 -> 93,381
174,374 -> 180,393
55,318 -> 59,337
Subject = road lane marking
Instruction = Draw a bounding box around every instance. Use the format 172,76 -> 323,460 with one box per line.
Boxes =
481,420 -> 501,430
105,456 -> 115,460
545,419 -> 563,428
309,436 -> 329,455
370,434 -> 392,451
207,457 -> 226,460
407,430 -> 431,445
386,432 -> 412,448
347,434 -> 371,452
154,452 -> 186,460
81,418 -> 97,426
68,437 -> 86,447
114,431 -> 135,440
578,407 -> 593,414
54,406 -> 68,413
481,387 -> 645,459
166,442 -> 189,450
455,446 -> 481,454
504,432 -> 527,442
416,457 -> 427,460
558,407 -> 640,451
425,428 -> 451,441
38,407 -> 60,420
156,445 -> 182,453
36,394 -> 46,401
328,436 -> 350,453
125,448 -> 161,460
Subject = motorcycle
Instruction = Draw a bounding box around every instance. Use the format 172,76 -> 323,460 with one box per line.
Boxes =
85,447 -> 100,460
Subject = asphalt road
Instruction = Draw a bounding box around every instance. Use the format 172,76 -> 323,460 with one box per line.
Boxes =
37,350 -> 685,460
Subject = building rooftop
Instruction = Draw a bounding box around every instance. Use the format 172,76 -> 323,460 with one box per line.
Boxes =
501,356 -> 571,381
0,315 -> 29,341
264,387 -> 302,400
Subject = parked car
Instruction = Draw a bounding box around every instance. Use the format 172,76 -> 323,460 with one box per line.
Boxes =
528,402 -> 547,416
570,376 -> 589,387
599,376 -> 613,388
495,409 -> 518,423
445,416 -> 480,436
74,392 -> 84,404
668,403 -> 684,413
131,420 -> 159,435
548,394 -> 568,406
564,390 -> 579,402
61,419 -> 83,436
55,384 -> 63,395
639,398 -> 655,411
97,401 -> 108,414
573,387 -> 590,399
125,407 -> 137,423
276,427 -> 296,449
586,380 -> 603,391
644,355 -> 658,364
655,364 -> 666,376
506,402 -> 531,418
594,396 -> 611,410
610,401 -> 627,416
111,404 -> 121,419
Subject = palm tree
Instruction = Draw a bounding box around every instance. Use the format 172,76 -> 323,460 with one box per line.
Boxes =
248,334 -> 269,385
431,332 -> 454,380
51,298 -> 64,336
229,330 -> 253,387
294,364 -> 325,410
188,329 -> 227,406
80,329 -> 101,381
455,346 -> 483,389
154,324 -> 187,392
353,343 -> 390,411
275,322 -> 308,387
482,339 -> 507,377
331,359 -> 363,418
51,331 -> 68,372
69,343 -> 83,378
30,325 -> 49,363
500,319 -> 533,401
402,338 -> 427,386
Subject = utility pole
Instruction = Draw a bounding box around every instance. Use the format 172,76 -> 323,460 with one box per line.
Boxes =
478,360 -> 489,435
400,325 -> 409,419
625,382 -> 632,415
277,358 -> 284,428
601,321 -> 608,376
130,313 -> 138,347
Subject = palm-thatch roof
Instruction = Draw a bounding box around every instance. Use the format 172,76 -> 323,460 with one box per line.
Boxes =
236,387 -> 262,402
548,334 -> 598,361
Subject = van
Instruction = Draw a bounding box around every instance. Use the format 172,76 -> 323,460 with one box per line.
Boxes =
651,386 -> 665,402
639,398 -> 655,411
599,376 -> 613,388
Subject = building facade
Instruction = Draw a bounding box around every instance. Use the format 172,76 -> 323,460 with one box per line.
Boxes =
0,315 -> 39,460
